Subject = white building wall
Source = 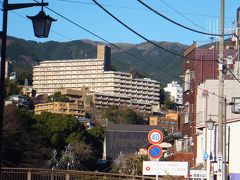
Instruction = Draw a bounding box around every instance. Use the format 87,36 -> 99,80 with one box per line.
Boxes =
164,81 -> 183,104
33,59 -> 106,94
196,80 -> 240,128
196,79 -> 240,179
229,121 -> 240,176
196,132 -> 204,165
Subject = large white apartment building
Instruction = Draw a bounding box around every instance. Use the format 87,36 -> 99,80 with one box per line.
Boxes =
164,81 -> 183,104
33,45 -> 160,113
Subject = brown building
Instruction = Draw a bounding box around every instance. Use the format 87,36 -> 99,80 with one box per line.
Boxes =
34,88 -> 87,117
34,101 -> 85,116
88,92 -> 152,113
149,113 -> 181,133
181,41 -> 237,167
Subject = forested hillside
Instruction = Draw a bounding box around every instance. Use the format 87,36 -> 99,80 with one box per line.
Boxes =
3,36 -> 187,85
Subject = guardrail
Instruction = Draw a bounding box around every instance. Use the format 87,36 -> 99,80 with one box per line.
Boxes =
1,167 -> 157,180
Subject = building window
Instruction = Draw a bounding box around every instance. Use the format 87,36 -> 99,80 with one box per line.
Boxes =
184,69 -> 190,91
183,102 -> 189,124
196,111 -> 203,124
190,70 -> 195,80
231,97 -> 240,114
183,136 -> 189,152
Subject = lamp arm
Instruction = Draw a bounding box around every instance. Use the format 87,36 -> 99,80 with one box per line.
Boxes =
7,2 -> 48,11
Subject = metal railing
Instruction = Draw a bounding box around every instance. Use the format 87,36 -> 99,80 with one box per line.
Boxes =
1,167 -> 156,180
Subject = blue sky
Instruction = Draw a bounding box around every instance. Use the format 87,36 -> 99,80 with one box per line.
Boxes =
1,0 -> 240,45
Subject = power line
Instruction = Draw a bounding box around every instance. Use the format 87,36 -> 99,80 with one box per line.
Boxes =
137,0 -> 232,37
227,68 -> 240,84
91,0 -> 225,63
215,57 -> 240,84
49,3 -> 235,102
29,0 -> 234,102
11,9 -> 165,78
57,0 -> 232,37
14,3 -> 179,83
50,1 -> 234,102
16,1 -> 181,87
56,0 -> 233,19
160,0 -> 206,31
10,11 -> 74,41
57,0 -> 147,11
32,0 -> 162,70
90,0 -> 185,60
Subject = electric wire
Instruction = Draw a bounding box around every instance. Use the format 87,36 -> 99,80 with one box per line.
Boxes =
226,34 -> 240,84
227,68 -> 240,84
29,0 -> 236,102
91,0 -> 225,63
13,3 -> 169,79
33,0 -> 173,69
160,0 -> 206,31
31,0 -> 187,87
19,1 -> 239,165
57,0 -> 147,11
12,8 -> 147,79
9,3 -> 239,115
56,0 -> 233,19
10,11 -> 74,41
11,10 -> 156,77
91,0 -> 190,60
215,56 -> 240,85
137,0 -> 232,37
10,10 -> 174,86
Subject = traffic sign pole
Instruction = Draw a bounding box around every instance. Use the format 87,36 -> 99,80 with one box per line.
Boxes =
156,158 -> 159,180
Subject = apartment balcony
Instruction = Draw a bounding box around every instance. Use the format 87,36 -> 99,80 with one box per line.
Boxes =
95,101 -> 102,105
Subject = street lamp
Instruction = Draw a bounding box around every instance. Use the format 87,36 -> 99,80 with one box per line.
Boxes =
27,6 -> 56,37
206,116 -> 216,131
205,116 -> 216,180
0,0 -> 56,177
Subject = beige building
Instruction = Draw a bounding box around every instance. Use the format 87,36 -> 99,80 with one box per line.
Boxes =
34,101 -> 85,116
149,113 -> 180,133
33,45 -> 160,113
34,88 -> 87,116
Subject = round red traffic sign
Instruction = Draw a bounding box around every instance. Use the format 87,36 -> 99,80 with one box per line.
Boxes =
147,144 -> 163,159
148,129 -> 163,144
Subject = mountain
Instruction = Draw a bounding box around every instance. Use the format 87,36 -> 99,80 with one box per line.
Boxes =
4,36 -> 187,85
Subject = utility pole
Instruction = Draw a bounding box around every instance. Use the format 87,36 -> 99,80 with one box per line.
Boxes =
218,0 -> 225,179
223,96 -> 227,180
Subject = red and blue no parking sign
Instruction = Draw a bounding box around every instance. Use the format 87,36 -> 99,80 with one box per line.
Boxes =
147,144 -> 163,159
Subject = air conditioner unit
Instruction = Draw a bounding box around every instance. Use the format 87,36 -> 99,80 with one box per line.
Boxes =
226,56 -> 233,65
